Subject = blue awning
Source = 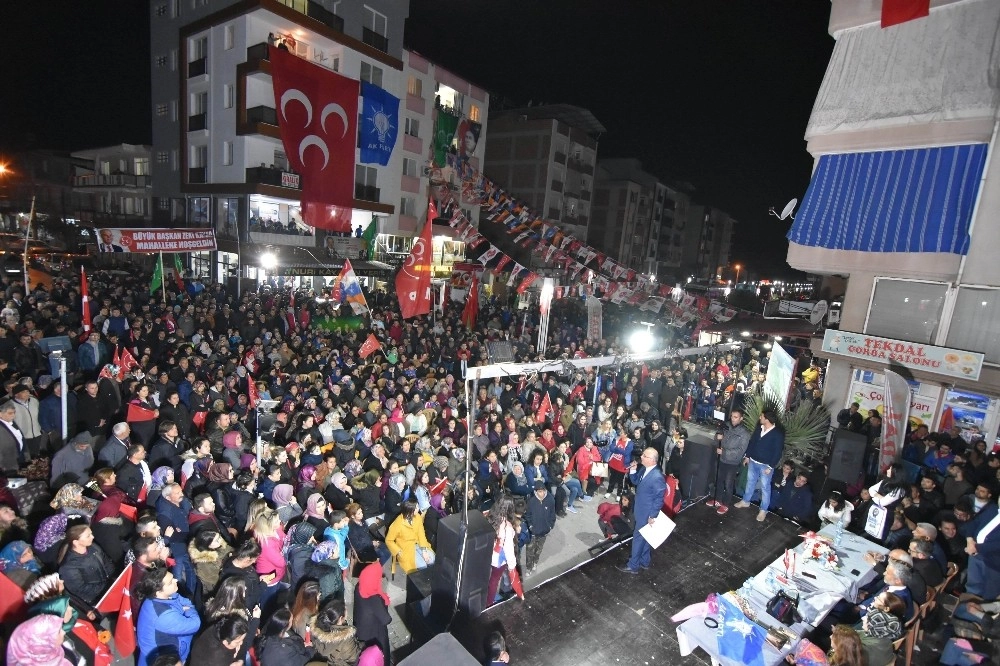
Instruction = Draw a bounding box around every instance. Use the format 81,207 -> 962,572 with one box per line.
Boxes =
787,144 -> 988,255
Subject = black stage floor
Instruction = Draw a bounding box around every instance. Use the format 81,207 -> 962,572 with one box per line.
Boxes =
466,502 -> 806,665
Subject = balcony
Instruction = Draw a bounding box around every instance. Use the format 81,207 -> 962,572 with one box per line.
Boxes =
355,184 -> 381,202
188,57 -> 207,78
247,42 -> 269,62
581,190 -> 591,202
188,167 -> 207,184
306,0 -> 344,32
554,151 -> 566,165
547,207 -> 561,220
246,166 -> 300,189
246,105 -> 278,126
72,174 -> 151,188
550,180 -> 563,193
362,27 -> 389,53
188,113 -> 207,132
568,158 -> 593,175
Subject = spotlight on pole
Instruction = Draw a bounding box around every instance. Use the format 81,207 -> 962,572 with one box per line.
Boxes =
629,329 -> 654,354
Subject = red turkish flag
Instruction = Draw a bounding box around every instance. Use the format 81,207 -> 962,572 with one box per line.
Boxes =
248,379 -> 260,409
396,216 -> 433,319
359,333 -> 382,359
881,0 -> 929,28
127,403 -> 157,422
461,274 -> 479,330
270,46 -> 359,232
96,566 -> 136,657
119,348 -> 140,375
537,392 -> 553,425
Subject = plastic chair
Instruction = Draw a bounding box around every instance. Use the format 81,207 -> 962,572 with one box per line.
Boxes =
936,561 -> 959,596
915,586 -> 937,642
894,611 -> 921,666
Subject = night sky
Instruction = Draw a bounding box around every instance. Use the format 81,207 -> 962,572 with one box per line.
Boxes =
0,0 -> 833,276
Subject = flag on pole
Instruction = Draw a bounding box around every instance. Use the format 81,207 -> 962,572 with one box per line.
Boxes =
119,348 -> 140,376
80,266 -> 92,341
149,254 -> 164,295
882,0 -> 929,28
248,379 -> 260,410
96,566 -> 136,658
395,213 -> 434,319
359,333 -> 382,359
433,112 -> 459,167
537,391 -> 554,425
362,216 -> 378,260
461,274 -> 479,330
172,254 -> 185,292
331,259 -> 369,315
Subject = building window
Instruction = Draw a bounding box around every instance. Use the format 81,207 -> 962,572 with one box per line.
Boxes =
364,6 -> 388,34
224,24 -> 234,50
865,278 -> 948,345
360,62 -> 383,87
407,76 -> 422,97
171,100 -> 178,121
191,145 -> 208,168
156,103 -> 168,116
946,286 -> 1000,363
404,117 -> 419,138
170,49 -> 178,71
223,84 -> 234,109
158,197 -> 170,210
191,91 -> 208,115
402,157 -> 417,177
400,197 -> 416,217
190,36 -> 207,62
222,141 -> 233,166
155,55 -> 168,67
156,4 -> 168,16
356,165 -> 377,187
469,104 -> 481,122
171,150 -> 179,171
134,158 -> 150,175
171,0 -> 181,18
157,151 -> 169,164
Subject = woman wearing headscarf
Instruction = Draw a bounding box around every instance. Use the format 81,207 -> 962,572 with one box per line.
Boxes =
295,464 -> 318,508
324,471 -> 354,510
273,483 -> 302,524
33,513 -> 70,569
127,384 -> 159,447
6,614 -> 74,666
351,469 -> 384,520
0,540 -> 42,589
221,430 -> 244,470
384,473 -> 406,527
303,493 -> 330,532
146,466 -> 175,507
48,484 -> 98,520
503,461 -> 531,497
353,562 -> 391,662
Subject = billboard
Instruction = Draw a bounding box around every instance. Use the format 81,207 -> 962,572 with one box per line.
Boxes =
95,228 -> 217,253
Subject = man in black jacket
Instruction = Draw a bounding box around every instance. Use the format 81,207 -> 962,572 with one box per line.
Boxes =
524,480 -> 556,575
116,443 -> 147,502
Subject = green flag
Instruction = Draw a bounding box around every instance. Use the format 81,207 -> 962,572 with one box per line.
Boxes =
149,254 -> 164,295
433,112 -> 459,167
362,216 -> 377,260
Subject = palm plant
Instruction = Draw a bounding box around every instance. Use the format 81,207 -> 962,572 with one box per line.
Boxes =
740,388 -> 831,464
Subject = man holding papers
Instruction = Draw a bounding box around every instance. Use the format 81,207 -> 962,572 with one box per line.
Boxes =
618,447 -> 668,574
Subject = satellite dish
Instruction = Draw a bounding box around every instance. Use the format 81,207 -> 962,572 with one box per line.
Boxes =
769,198 -> 798,221
810,300 -> 829,325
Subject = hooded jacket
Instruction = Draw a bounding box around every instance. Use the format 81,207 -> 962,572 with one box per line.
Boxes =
310,621 -> 362,666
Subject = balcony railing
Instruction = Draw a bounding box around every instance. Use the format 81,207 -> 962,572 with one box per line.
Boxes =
72,174 -> 151,188
188,113 -> 207,132
247,42 -> 269,62
307,0 -> 344,32
246,166 -> 301,189
362,27 -> 389,53
246,105 -> 278,126
355,184 -> 381,202
188,57 -> 207,78
188,167 -> 207,184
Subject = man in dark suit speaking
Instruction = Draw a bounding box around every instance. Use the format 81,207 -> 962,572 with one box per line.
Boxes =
98,228 -> 125,252
618,447 -> 668,574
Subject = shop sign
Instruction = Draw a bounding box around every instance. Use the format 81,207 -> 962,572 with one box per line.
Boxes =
281,172 -> 301,188
822,329 -> 984,381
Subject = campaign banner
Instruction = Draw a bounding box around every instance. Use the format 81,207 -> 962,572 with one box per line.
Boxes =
449,261 -> 485,301
881,370 -> 910,473
848,379 -> 937,430
822,329 -> 984,381
586,296 -> 603,342
95,228 -> 217,253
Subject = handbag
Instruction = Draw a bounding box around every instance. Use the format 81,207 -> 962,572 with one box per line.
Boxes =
590,462 -> 609,478
765,589 -> 801,626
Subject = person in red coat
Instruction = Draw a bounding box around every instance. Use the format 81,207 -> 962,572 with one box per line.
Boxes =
568,437 -> 603,500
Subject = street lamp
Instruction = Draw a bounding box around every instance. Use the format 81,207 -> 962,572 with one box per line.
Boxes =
734,264 -> 742,285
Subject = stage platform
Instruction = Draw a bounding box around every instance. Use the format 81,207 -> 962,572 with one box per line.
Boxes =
471,501 -> 806,665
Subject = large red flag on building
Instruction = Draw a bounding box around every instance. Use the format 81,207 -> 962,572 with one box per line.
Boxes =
881,0 -> 929,28
461,274 -> 479,330
270,46 -> 359,232
395,213 -> 434,319
359,333 -> 382,359
96,566 -> 136,657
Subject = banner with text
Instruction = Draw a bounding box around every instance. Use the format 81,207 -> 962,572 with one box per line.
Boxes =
95,228 -> 217,254
822,329 -> 984,381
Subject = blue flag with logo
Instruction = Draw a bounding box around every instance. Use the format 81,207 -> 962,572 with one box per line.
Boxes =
360,81 -> 400,166
716,593 -> 766,666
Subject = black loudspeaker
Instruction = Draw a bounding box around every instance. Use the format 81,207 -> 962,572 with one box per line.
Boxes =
431,511 -> 495,619
828,429 -> 867,484
680,435 -> 718,499
398,632 -> 481,666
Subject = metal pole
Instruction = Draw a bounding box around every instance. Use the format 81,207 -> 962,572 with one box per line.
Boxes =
59,354 -> 68,442
255,404 -> 263,469
160,253 -> 167,302
23,195 -> 35,295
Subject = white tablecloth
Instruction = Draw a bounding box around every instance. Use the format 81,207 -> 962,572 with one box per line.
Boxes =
675,525 -> 888,665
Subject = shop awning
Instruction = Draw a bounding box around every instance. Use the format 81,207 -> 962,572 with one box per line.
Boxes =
788,144 -> 988,255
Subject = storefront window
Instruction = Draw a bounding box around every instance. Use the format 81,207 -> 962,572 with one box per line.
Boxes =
217,251 -> 239,281
865,278 -> 946,344
947,286 -> 1000,364
191,251 -> 212,281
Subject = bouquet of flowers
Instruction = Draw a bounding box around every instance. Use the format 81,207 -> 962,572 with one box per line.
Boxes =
801,531 -> 840,570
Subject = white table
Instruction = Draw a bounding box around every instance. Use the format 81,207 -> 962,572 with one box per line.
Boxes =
675,525 -> 888,665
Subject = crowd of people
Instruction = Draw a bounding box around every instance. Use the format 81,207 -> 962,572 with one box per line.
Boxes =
0,261 -> 996,666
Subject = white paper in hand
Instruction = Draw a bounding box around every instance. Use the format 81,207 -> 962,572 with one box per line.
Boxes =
638,511 -> 675,549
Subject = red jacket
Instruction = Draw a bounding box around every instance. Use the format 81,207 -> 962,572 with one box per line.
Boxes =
568,445 -> 602,483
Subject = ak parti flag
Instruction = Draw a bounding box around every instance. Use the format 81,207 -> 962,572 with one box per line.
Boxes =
359,333 -> 382,359
395,213 -> 434,319
96,566 -> 136,658
882,0 -> 929,28
270,46 -> 359,232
